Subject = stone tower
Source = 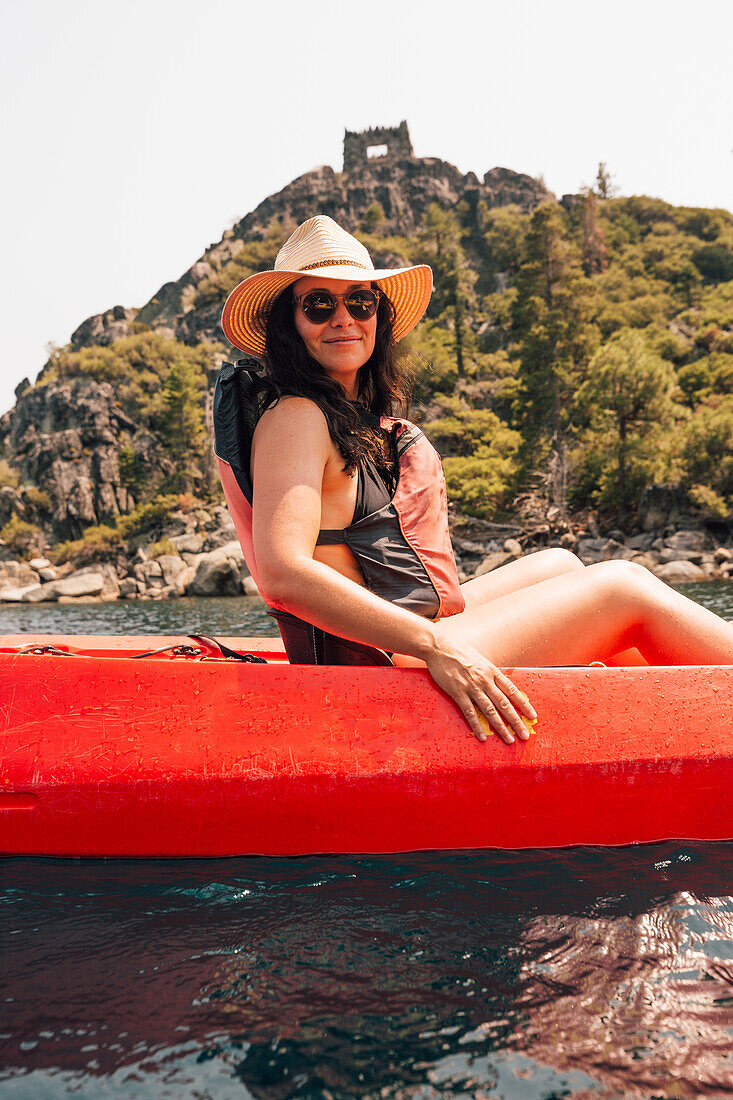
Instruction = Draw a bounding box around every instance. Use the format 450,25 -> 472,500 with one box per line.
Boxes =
343,121 -> 414,174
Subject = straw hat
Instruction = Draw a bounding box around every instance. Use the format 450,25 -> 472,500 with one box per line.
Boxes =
220,215 -> 432,356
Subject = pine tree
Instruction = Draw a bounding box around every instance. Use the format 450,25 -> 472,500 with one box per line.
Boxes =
580,188 -> 608,276
577,329 -> 677,523
512,203 -> 598,513
160,360 -> 207,492
418,205 -> 477,378
595,162 -> 617,199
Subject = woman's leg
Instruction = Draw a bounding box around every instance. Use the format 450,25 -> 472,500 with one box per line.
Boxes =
398,560 -> 733,668
460,548 -> 584,610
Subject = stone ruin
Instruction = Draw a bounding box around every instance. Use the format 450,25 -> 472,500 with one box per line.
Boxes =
343,121 -> 414,174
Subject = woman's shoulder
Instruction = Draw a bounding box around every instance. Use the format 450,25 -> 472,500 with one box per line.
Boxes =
253,395 -> 330,446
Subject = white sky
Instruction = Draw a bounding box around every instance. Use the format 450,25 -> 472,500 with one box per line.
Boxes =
1,0 -> 732,415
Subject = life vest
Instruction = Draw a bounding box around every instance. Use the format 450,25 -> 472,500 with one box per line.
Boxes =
213,359 -> 465,621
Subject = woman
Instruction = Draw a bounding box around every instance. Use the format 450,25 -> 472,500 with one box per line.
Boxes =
216,216 -> 733,745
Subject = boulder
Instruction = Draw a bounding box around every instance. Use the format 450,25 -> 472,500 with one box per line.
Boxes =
21,585 -> 57,603
0,561 -> 40,590
474,550 -> 515,578
666,530 -> 706,552
134,559 -> 164,588
0,584 -> 42,602
713,547 -> 733,563
187,541 -> 250,596
119,577 -> 140,598
577,538 -> 607,563
52,572 -> 106,598
658,547 -> 703,565
20,570 -> 106,602
74,562 -> 120,598
602,540 -> 636,561
503,538 -> 523,556
242,575 -> 260,597
653,560 -> 707,583
174,565 -> 196,597
204,525 -> 238,551
146,584 -> 174,600
38,567 -> 56,582
29,557 -> 51,570
170,533 -> 204,555
626,533 -> 656,552
156,554 -> 187,587
211,505 -> 232,527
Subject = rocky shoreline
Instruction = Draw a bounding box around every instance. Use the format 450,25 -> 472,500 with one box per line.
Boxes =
1,501 -> 732,608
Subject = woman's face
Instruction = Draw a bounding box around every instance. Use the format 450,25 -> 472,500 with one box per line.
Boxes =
292,276 -> 377,395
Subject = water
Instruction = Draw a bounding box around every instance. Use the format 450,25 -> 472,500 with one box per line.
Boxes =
0,595 -> 278,638
2,583 -> 733,1099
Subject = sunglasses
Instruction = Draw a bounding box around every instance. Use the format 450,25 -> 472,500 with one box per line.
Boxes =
293,287 -> 381,324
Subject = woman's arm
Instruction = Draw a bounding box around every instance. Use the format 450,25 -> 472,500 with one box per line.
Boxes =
251,397 -> 535,744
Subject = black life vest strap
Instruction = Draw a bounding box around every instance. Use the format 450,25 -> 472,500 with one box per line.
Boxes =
316,529 -> 347,545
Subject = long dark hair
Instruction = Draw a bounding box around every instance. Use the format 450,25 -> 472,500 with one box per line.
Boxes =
262,284 -> 413,475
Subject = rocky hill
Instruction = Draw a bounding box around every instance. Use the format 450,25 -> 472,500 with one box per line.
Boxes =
1,122 -> 551,541
68,121 -> 551,354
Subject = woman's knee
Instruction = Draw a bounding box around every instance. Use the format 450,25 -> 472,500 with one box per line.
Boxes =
533,547 -> 585,575
585,558 -> 656,600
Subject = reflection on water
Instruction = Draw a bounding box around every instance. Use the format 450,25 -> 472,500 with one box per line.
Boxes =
1,582 -> 733,1098
2,847 -> 733,1098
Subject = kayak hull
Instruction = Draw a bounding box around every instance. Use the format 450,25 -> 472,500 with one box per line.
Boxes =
1,635 -> 732,856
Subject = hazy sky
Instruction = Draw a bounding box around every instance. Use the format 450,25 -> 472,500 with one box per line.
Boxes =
2,0 -> 732,415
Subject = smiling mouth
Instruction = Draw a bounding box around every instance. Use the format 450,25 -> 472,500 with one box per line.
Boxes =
325,337 -> 360,344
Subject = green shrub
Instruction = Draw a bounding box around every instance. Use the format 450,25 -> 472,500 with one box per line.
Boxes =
443,443 -> 521,518
116,495 -> 179,539
0,459 -> 20,489
0,516 -> 43,558
52,524 -> 118,565
24,488 -> 52,512
148,535 -> 175,558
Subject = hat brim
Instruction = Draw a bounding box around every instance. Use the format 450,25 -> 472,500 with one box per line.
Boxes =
221,263 -> 433,357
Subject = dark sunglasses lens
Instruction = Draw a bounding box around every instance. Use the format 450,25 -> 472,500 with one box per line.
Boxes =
344,290 -> 378,319
299,289 -> 378,322
301,292 -> 336,322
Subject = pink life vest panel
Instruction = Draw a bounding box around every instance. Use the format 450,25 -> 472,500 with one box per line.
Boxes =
213,360 -> 465,621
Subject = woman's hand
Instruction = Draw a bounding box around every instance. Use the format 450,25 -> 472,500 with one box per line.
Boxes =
423,636 -> 537,745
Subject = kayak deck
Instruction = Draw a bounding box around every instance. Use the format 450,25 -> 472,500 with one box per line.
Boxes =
1,635 -> 732,856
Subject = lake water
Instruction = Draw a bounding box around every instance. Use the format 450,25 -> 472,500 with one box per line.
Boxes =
2,583 -> 733,1099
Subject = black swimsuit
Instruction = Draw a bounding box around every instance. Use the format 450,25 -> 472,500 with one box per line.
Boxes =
270,416 -> 398,666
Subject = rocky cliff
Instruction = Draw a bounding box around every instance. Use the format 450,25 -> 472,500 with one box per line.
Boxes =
0,376 -> 151,539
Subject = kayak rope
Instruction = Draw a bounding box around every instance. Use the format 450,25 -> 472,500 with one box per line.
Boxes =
128,643 -> 205,659
11,635 -> 267,663
15,644 -> 77,656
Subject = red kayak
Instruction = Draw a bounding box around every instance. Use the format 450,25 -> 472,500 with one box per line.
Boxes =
1,634 -> 732,856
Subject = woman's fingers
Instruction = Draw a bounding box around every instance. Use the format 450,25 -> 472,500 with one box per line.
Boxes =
469,685 -> 528,744
494,670 -> 538,723
469,692 -> 516,744
460,701 -> 492,743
